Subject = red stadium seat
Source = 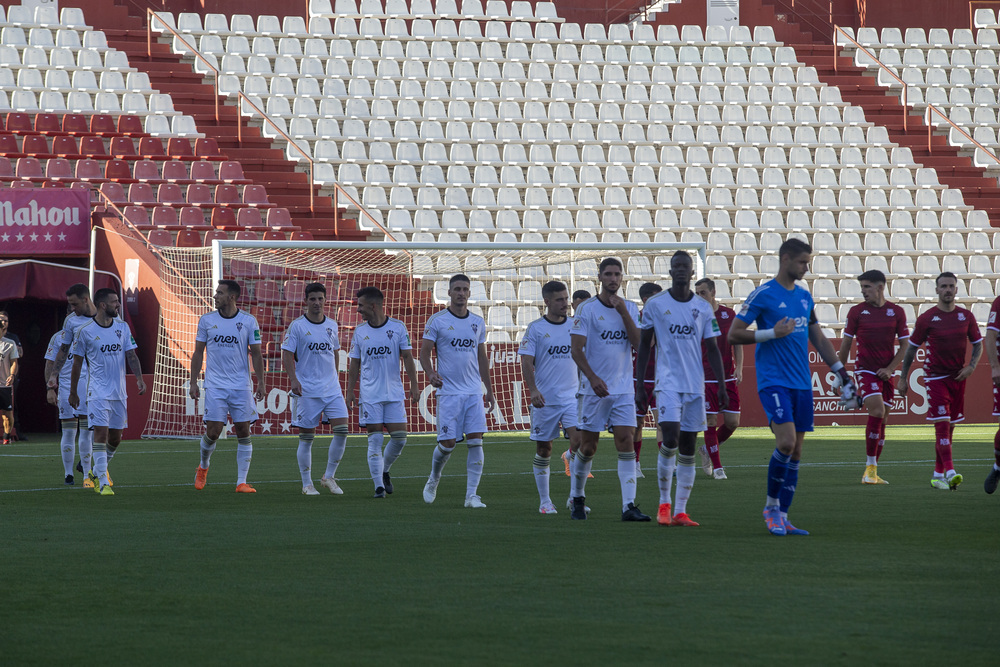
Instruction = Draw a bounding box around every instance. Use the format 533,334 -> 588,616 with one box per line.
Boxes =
189,160 -> 216,182
75,159 -> 102,181
90,115 -> 117,136
210,207 -> 237,228
151,206 -> 178,227
203,229 -> 228,246
179,206 -> 207,228
0,134 -> 22,156
251,305 -> 281,333
133,159 -> 160,182
161,160 -> 190,183
263,230 -> 286,241
138,137 -> 166,158
242,185 -> 270,206
16,157 -> 45,180
117,115 -> 144,136
34,113 -> 61,135
167,138 -> 193,158
98,181 -> 127,204
52,135 -> 81,159
175,229 -> 202,247
231,258 -> 256,278
219,161 -> 249,183
61,113 -> 88,135
128,183 -> 156,205
186,183 -> 213,205
146,229 -> 173,246
9,180 -> 35,189
5,112 -> 32,133
283,280 -> 308,302
78,136 -> 107,158
290,230 -> 314,241
237,207 -> 264,228
45,158 -> 73,180
0,156 -> 15,180
234,229 -> 259,240
21,135 -> 52,158
110,137 -> 137,159
194,137 -> 222,158
254,280 -> 283,304
157,183 -> 184,205
104,159 -> 132,181
123,205 -> 150,227
266,208 -> 292,228
214,184 -> 239,205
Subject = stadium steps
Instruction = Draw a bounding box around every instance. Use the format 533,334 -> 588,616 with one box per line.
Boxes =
92,14 -> 363,240
793,42 -> 1000,224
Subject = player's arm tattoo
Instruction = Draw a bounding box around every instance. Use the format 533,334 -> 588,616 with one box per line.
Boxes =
126,348 -> 143,378
69,355 -> 84,395
968,340 -> 983,369
49,343 -> 70,383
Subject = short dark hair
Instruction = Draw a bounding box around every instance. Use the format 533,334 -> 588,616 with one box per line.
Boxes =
572,290 -> 591,302
638,282 -> 662,300
66,283 -> 89,299
671,250 -> 692,263
218,279 -> 241,297
857,270 -> 886,285
542,280 -> 567,299
305,282 -> 327,298
936,271 -> 957,286
778,238 -> 812,261
356,286 -> 383,302
598,257 -> 623,274
449,273 -> 471,287
0,310 -> 8,323
695,278 -> 715,291
93,288 -> 116,306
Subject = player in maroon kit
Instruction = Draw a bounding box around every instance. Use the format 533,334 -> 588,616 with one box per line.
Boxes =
694,279 -> 743,479
633,282 -> 662,479
984,294 -> 1000,494
838,270 -> 910,485
897,273 -> 982,490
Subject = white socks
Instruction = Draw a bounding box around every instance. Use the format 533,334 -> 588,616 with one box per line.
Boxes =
466,439 -> 484,497
93,443 -> 109,486
236,437 -> 252,484
430,442 -> 454,480
675,454 -> 696,514
657,446 -> 678,505
60,421 -> 77,476
78,420 -> 93,474
618,451 -> 637,511
367,431 -> 384,488
297,433 -> 315,487
572,452 -> 594,497
384,431 -> 406,472
199,435 -> 217,469
533,454 -> 550,505
325,426 -> 348,479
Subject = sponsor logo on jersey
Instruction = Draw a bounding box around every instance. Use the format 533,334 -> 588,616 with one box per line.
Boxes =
779,302 -> 787,308
308,342 -> 333,352
711,319 -> 720,333
600,330 -> 628,340
862,310 -> 870,315
450,338 -> 477,348
213,334 -> 240,344
991,312 -> 998,324
366,345 -> 392,356
668,324 -> 696,335
547,344 -> 571,355
253,329 -> 261,342
932,316 -> 941,322
100,343 -> 122,353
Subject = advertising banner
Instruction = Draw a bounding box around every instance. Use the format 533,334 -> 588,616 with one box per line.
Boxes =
0,189 -> 90,256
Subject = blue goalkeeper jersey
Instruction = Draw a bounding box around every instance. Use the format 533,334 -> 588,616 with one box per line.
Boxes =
735,279 -> 815,391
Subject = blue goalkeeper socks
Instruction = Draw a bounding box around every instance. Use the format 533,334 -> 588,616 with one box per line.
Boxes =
766,448 -> 791,502
779,458 -> 799,513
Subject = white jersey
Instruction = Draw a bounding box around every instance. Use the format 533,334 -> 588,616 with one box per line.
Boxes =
281,314 -> 342,399
518,315 -> 577,405
348,317 -> 412,402
640,289 -> 719,394
570,296 -> 640,396
0,336 -> 18,380
60,311 -> 95,347
195,310 -> 261,391
46,330 -> 88,392
70,318 -> 137,401
422,308 -> 486,396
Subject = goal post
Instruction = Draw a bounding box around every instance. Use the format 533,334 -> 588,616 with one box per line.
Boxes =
143,239 -> 705,438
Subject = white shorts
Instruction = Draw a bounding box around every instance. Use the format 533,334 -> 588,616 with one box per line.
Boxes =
656,390 -> 707,433
577,393 -> 635,431
530,402 -> 578,442
292,393 -> 349,429
59,388 -> 86,420
359,400 -> 407,427
88,397 -> 128,430
436,393 -> 487,442
204,387 -> 259,424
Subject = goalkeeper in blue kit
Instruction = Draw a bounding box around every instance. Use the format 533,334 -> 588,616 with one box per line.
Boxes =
728,239 -> 858,536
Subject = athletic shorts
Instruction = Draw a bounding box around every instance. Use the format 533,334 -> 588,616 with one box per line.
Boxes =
530,402 -> 578,442
656,389 -> 707,432
994,384 -> 1000,417
292,393 -> 349,429
855,371 -> 895,404
359,399 -> 406,427
634,383 -> 656,417
87,397 -> 127,430
58,386 -> 86,420
705,378 -> 741,415
436,393 -> 487,442
925,375 -> 965,423
204,387 -> 258,425
759,385 -> 814,433
0,386 -> 12,411
578,393 -> 635,431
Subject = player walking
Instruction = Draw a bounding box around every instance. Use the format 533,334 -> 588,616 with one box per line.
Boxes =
190,280 -> 265,493
68,289 -> 146,495
345,286 -> 420,498
729,239 -> 858,536
633,282 -> 662,480
46,285 -> 97,486
837,270 -> 910,485
0,314 -> 19,446
519,281 -> 580,514
695,278 -> 744,479
984,293 -> 1000,494
282,282 -> 350,496
897,272 -> 981,491
420,274 -> 495,508
560,290 -> 592,479
636,252 -> 727,527
570,258 -> 648,522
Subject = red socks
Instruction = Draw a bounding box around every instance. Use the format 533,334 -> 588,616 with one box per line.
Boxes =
877,421 -> 886,462
717,424 -> 736,444
934,420 -> 953,472
704,428 -> 722,469
866,416 -> 882,458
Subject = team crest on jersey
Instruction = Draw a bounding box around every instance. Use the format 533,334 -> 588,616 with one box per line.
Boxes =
327,328 -> 334,338
958,312 -> 966,321
115,329 -> 122,339
800,299 -> 809,311
739,304 -> 749,316
387,329 -> 394,340
887,309 -> 894,316
720,311 -> 729,319
236,322 -> 243,332
991,312 -> 998,324
472,323 -> 478,334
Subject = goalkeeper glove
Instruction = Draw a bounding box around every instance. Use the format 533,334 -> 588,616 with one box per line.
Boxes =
839,379 -> 860,410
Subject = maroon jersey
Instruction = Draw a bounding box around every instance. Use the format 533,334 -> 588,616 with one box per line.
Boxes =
843,301 -> 910,372
987,296 -> 1000,346
701,304 -> 736,380
634,309 -> 655,385
910,306 -> 981,378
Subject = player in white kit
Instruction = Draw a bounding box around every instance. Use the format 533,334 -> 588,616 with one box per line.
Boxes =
570,257 -> 648,522
519,281 -> 580,514
47,285 -> 99,486
635,251 -> 728,527
420,274 -> 495,508
45,325 -> 88,485
190,280 -> 265,493
69,288 -> 146,495
346,286 -> 420,498
282,282 -> 350,496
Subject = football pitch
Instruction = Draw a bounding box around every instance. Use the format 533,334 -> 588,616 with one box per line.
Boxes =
2,425 -> 997,665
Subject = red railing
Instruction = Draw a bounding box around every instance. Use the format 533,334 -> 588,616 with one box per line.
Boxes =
833,25 -> 909,132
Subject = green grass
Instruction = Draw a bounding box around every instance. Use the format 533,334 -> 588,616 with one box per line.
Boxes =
2,426 -> 998,665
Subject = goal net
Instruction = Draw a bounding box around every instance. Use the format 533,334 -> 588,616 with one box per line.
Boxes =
142,240 -> 705,438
